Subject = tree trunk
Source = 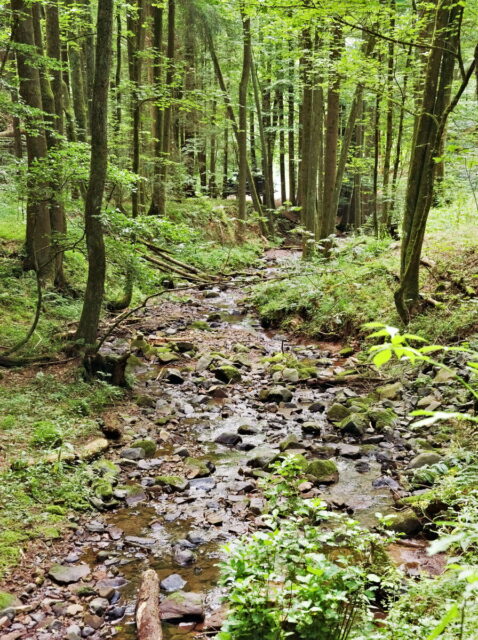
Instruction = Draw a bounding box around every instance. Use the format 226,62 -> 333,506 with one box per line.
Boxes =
11,0 -> 52,278
136,570 -> 162,640
319,24 -> 342,240
149,2 -> 164,214
288,42 -> 296,205
45,1 -> 68,289
395,2 -> 462,322
75,0 -> 114,345
156,0 -> 175,217
237,9 -> 252,241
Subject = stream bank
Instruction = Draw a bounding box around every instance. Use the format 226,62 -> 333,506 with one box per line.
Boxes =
0,250 -> 452,640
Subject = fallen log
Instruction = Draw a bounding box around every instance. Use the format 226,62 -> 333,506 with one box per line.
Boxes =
136,569 -> 162,640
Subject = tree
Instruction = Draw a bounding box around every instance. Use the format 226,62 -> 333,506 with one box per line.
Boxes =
237,5 -> 252,241
76,0 -> 114,345
11,0 -> 52,278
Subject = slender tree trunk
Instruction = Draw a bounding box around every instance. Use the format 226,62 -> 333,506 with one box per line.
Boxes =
209,99 -> 218,197
382,4 -> 395,228
76,0 -> 114,345
157,0 -> 175,217
45,1 -> 68,289
395,2 -> 463,322
278,86 -> 287,204
67,0 -> 88,141
288,42 -> 296,205
222,123 -> 229,198
11,0 -> 52,278
237,9 -> 252,241
149,2 -> 164,214
319,24 -> 342,240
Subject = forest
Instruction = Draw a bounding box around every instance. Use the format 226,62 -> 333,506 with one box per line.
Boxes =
1,0 -> 478,638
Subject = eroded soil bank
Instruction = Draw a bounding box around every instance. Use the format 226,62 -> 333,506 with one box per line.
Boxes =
0,251 -> 448,640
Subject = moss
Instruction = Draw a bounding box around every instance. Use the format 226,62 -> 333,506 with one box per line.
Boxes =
190,320 -> 211,331
214,365 -> 242,383
134,439 -> 157,458
305,459 -> 339,483
0,591 -> 18,611
155,475 -> 189,491
367,407 -> 397,430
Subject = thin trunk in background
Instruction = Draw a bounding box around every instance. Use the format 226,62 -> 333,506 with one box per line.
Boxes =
237,8 -> 252,241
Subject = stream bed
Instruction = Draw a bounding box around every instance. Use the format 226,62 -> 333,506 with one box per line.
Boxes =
2,252 -> 420,640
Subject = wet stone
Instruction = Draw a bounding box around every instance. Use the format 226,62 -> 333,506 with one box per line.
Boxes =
161,574 -> 187,593
48,564 -> 91,585
124,536 -> 156,547
89,598 -> 109,616
120,447 -> 146,461
161,591 -> 204,622
174,548 -> 195,566
215,432 -> 242,447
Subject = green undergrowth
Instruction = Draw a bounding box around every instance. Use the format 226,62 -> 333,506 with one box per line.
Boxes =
0,194 -> 262,356
0,371 -> 123,578
252,207 -> 478,345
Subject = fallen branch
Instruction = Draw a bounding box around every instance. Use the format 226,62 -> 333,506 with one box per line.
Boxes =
140,253 -> 210,283
142,241 -> 203,275
136,569 -> 162,640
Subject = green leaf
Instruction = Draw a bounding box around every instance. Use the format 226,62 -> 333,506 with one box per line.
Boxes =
425,604 -> 459,640
373,349 -> 392,368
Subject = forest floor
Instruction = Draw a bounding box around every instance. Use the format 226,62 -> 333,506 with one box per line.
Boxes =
0,248 -> 468,640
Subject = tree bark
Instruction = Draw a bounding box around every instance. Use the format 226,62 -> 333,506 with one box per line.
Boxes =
136,569 -> 162,640
237,8 -> 252,241
11,0 -> 52,278
76,0 -> 114,345
149,1 -> 164,214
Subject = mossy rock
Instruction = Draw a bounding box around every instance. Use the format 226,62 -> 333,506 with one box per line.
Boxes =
155,476 -> 189,492
367,407 -> 397,431
184,457 -> 213,478
157,351 -> 180,364
190,321 -> 211,331
375,381 -> 403,401
305,459 -> 339,484
213,365 -> 242,383
339,413 -> 369,437
92,458 -> 120,478
279,434 -> 300,451
92,478 -> 114,499
299,365 -> 318,379
0,591 -> 21,611
327,403 -> 351,422
386,508 -> 422,535
134,439 -> 157,458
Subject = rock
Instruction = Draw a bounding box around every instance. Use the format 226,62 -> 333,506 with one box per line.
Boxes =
301,422 -> 322,435
156,351 -> 180,364
155,476 -> 190,491
339,346 -> 354,356
339,413 -> 368,438
160,591 -> 204,622
305,459 -> 339,484
238,424 -> 258,435
121,447 -> 146,461
174,341 -> 196,353
376,382 -> 403,400
133,439 -> 157,458
124,485 -> 147,507
337,444 -> 361,458
84,613 -> 103,630
247,451 -> 278,469
327,403 -> 351,422
160,574 -> 187,593
66,625 -> 82,640
125,536 -> 157,547
81,438 -> 110,460
48,564 -> 91,584
407,452 -> 443,470
249,497 -> 265,515
174,548 -> 195,566
282,368 -> 299,383
164,368 -> 185,384
433,368 -> 456,384
196,354 -> 214,373
213,366 -> 242,383
215,432 -> 242,447
0,592 -> 21,612
260,386 -> 293,403
184,457 -> 214,478
89,598 -> 109,616
95,577 -> 127,598
309,401 -> 326,413
189,477 -> 216,491
279,434 -> 300,451
387,508 -> 422,535
368,407 -> 397,430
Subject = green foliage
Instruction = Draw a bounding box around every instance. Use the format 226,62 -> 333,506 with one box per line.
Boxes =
219,456 -> 396,640
30,420 -> 63,449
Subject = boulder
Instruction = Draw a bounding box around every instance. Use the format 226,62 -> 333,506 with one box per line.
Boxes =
368,407 -> 397,430
160,591 -> 204,622
327,403 -> 351,422
305,459 -> 339,484
164,368 -> 185,384
407,452 -> 443,470
49,564 -> 91,584
213,366 -> 242,383
339,413 -> 368,438
155,476 -> 189,491
301,422 -> 322,436
387,508 -> 422,535
238,424 -> 258,435
282,368 -> 299,383
133,439 -> 157,458
279,434 -> 301,451
215,432 -> 242,447
184,457 -> 214,478
259,386 -> 293,403
160,574 -> 187,593
121,447 -> 146,461
376,381 -> 403,400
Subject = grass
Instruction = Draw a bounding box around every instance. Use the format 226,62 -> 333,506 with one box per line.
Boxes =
251,203 -> 478,345
0,370 -> 124,578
